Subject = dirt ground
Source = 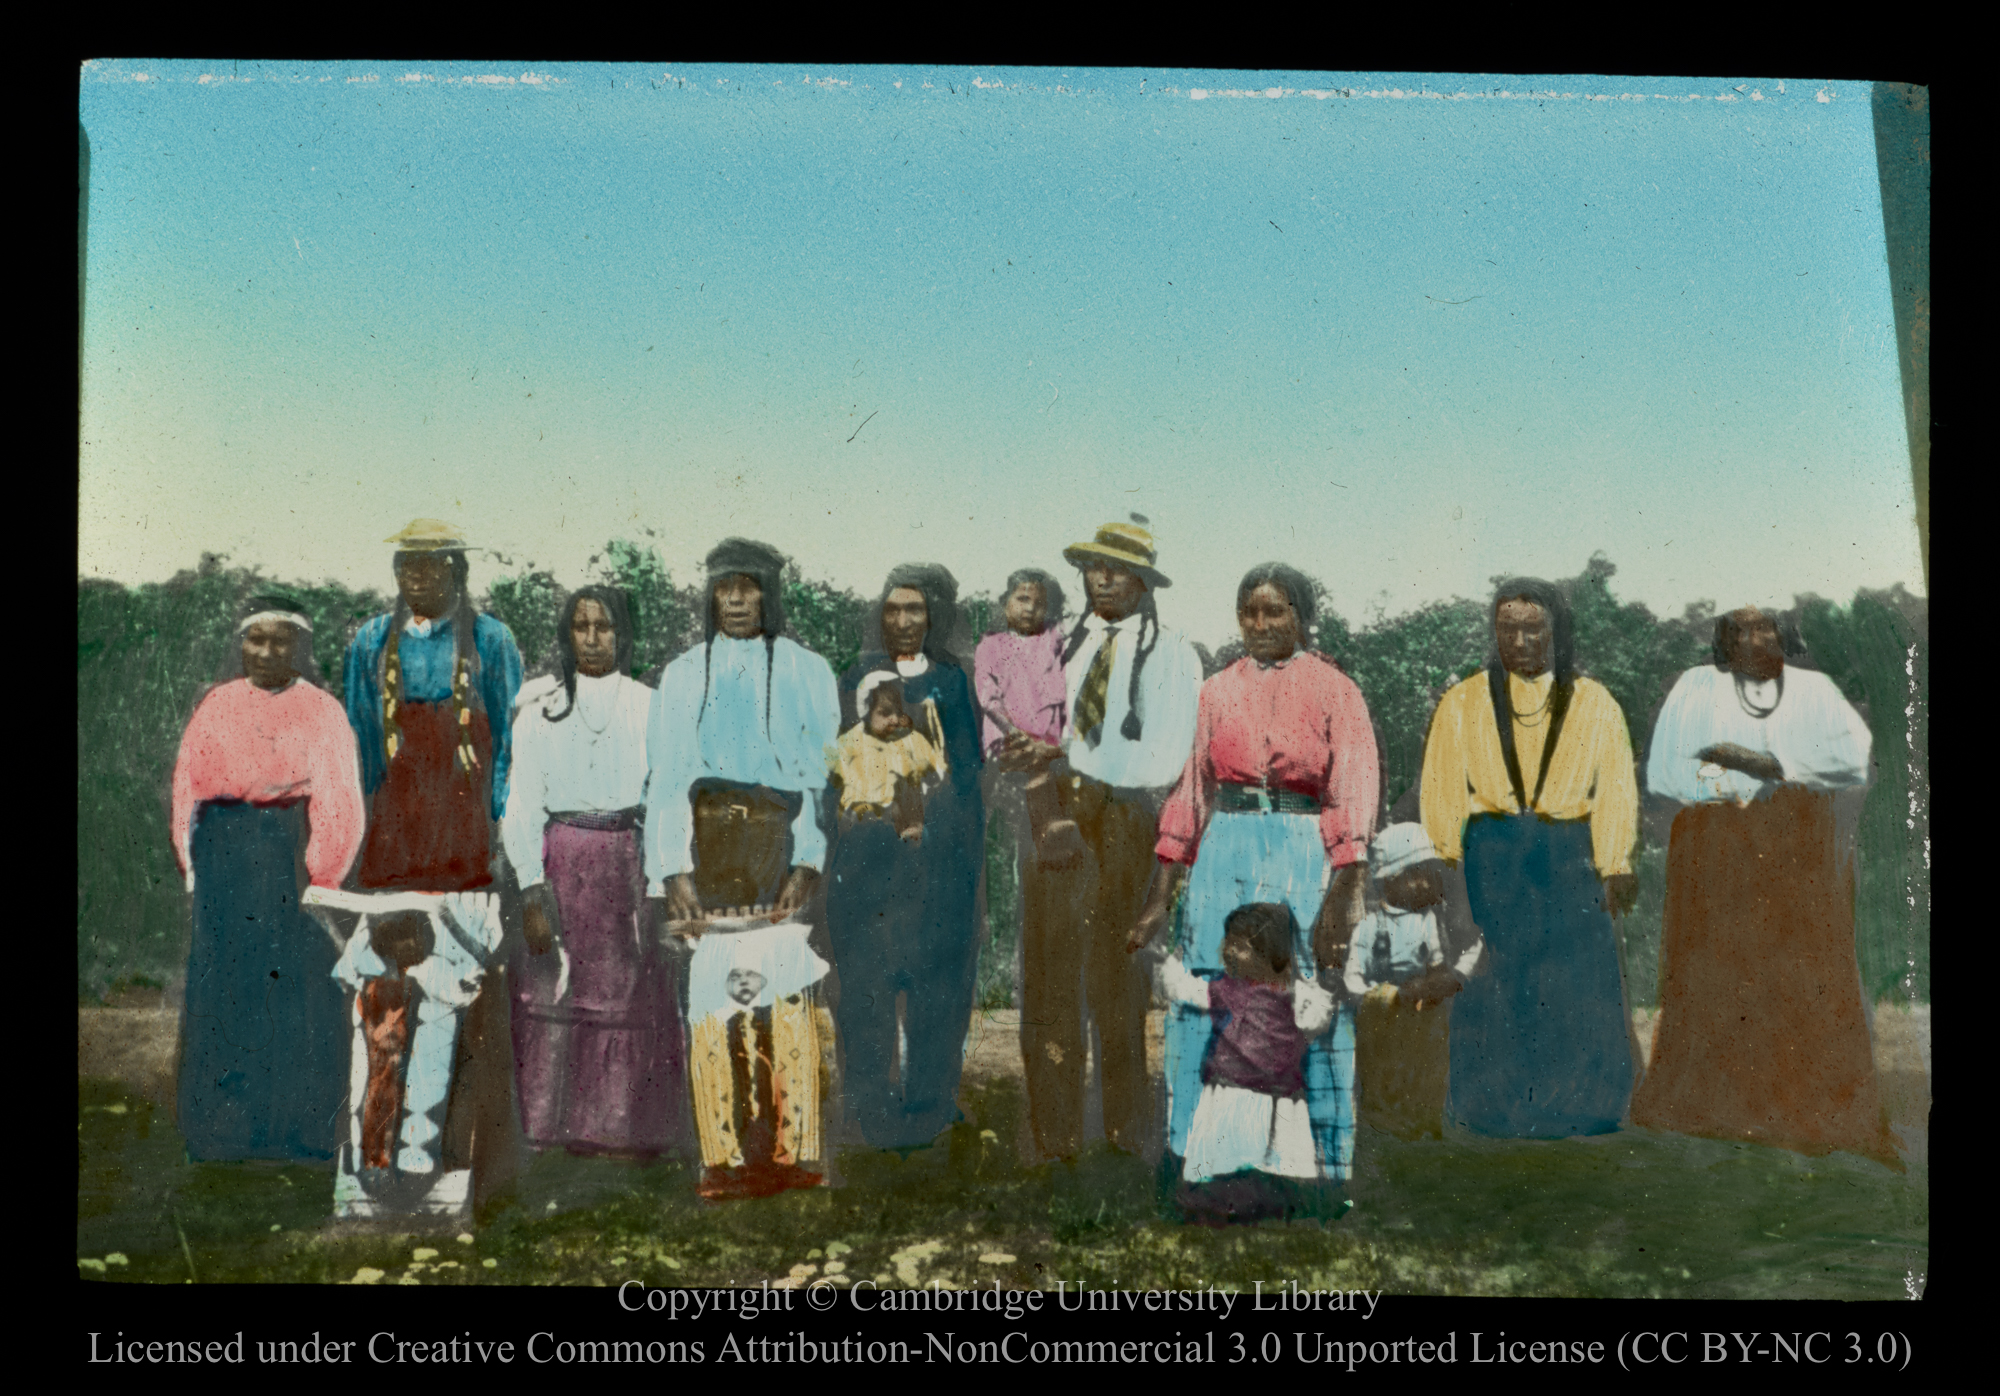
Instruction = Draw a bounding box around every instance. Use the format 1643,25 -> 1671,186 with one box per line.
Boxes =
79,989 -> 1932,1164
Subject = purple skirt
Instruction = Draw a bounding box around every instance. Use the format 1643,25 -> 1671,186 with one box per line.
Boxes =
510,820 -> 690,1154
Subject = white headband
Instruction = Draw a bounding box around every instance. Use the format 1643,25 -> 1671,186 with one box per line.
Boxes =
855,670 -> 900,716
237,610 -> 313,635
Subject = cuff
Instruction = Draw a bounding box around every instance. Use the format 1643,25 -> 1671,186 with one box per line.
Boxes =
517,873 -> 546,892
1153,834 -> 1197,865
1323,835 -> 1369,869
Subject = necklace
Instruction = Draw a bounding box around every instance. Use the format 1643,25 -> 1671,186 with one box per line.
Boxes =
1734,671 -> 1783,719
1507,677 -> 1553,727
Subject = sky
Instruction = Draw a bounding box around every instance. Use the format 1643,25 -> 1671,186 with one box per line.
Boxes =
79,63 -> 1923,649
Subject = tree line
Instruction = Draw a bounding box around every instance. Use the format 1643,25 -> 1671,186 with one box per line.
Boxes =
78,544 -> 1928,1008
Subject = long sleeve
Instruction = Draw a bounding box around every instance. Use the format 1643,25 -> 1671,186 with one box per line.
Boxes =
1585,692 -> 1639,878
1419,684 -> 1475,866
169,695 -> 216,879
1156,954 -> 1213,1011
1141,633 -> 1205,792
1644,669 -> 1720,804
1154,683 -> 1218,865
973,635 -> 1011,753
1291,977 -> 1336,1036
475,616 -> 525,822
644,654 -> 704,893
783,646 -> 840,873
501,706 -> 549,889
302,694 -> 366,888
1776,671 -> 1874,791
344,616 -> 391,801
1318,665 -> 1379,870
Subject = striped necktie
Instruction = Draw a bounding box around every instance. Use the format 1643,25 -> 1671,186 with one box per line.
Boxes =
1073,627 -> 1120,745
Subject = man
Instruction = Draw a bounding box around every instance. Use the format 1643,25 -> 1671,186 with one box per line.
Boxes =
340,519 -> 525,1215
1020,518 -> 1202,1159
644,538 -> 841,1197
1419,577 -> 1639,1138
1632,606 -> 1896,1162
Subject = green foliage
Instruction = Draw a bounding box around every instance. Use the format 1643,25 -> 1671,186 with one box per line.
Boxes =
484,570 -> 565,676
782,570 -> 871,678
598,539 -> 699,678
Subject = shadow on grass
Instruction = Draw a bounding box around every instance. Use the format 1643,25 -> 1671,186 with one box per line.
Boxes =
79,1074 -> 1924,1298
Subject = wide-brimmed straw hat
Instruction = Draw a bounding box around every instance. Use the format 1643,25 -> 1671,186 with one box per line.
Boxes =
385,518 -> 468,552
1062,519 -> 1171,588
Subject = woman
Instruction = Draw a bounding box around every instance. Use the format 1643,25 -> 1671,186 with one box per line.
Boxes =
504,586 -> 689,1158
828,563 -> 987,1151
1419,578 -> 1640,1138
170,590 -> 365,1161
1632,607 -> 1897,1163
1129,563 -> 1378,1210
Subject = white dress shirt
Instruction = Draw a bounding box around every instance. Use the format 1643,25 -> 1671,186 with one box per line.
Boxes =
1061,610 -> 1203,792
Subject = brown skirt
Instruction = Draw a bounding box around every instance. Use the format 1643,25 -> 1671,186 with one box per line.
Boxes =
1630,786 -> 1898,1164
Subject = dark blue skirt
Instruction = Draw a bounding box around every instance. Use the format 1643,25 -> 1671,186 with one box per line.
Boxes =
180,801 -> 347,1161
1449,814 -> 1634,1138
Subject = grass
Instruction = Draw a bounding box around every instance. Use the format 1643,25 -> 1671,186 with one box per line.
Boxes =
78,1074 -> 1925,1299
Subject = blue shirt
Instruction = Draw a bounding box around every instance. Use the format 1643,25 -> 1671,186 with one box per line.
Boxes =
343,612 -> 525,821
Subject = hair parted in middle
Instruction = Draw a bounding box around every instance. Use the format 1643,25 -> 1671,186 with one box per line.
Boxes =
1222,901 -> 1299,977
544,584 -> 635,724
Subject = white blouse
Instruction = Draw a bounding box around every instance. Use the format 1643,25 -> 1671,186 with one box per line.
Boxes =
1645,665 -> 1872,805
502,672 -> 652,888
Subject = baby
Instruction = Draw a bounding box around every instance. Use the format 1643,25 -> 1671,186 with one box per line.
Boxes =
1156,902 -> 1337,1225
1345,822 -> 1484,1140
831,672 -> 946,844
357,911 -> 435,1176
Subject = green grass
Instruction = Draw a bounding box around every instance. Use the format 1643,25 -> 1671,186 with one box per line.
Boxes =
78,1075 -> 1925,1298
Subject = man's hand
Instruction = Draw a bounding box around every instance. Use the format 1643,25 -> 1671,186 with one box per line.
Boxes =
663,874 -> 704,924
772,866 -> 821,921
522,895 -> 556,956
1602,872 -> 1640,918
1696,742 -> 1784,783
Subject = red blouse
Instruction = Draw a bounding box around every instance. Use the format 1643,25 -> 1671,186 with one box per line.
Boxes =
1154,654 -> 1379,868
170,678 -> 367,889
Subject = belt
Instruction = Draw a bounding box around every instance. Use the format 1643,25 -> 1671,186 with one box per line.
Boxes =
1215,782 -> 1321,816
550,808 -> 643,831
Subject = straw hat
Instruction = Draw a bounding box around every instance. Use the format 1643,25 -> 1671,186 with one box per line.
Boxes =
1369,822 -> 1440,880
385,519 -> 468,551
1061,517 -> 1171,588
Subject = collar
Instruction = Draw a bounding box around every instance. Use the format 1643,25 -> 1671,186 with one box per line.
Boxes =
894,654 -> 930,678
1083,610 -> 1136,635
1250,653 -> 1296,671
1507,670 -> 1555,695
403,614 -> 450,639
245,677 -> 300,697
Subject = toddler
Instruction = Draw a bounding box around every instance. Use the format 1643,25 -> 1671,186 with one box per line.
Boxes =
1346,822 -> 1484,1140
972,568 -> 1080,866
1157,901 -> 1336,1225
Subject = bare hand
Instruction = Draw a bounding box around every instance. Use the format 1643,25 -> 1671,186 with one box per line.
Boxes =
772,866 -> 821,921
1126,859 -> 1189,954
522,897 -> 556,956
663,874 -> 704,924
1311,863 -> 1367,976
1696,742 -> 1784,783
1397,964 -> 1462,1011
1602,872 -> 1640,918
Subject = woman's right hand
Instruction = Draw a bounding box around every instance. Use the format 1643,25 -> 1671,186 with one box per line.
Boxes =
522,898 -> 556,956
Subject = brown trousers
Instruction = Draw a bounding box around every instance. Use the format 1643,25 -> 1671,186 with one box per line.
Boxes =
1020,774 -> 1157,1158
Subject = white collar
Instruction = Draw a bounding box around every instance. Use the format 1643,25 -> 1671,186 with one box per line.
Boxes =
403,614 -> 448,638
1084,610 -> 1138,635
894,654 -> 930,678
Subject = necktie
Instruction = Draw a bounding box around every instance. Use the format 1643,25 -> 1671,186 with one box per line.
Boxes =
1073,627 -> 1120,745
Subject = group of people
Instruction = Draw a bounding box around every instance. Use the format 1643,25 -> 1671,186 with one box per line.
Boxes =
166,514 -> 1900,1226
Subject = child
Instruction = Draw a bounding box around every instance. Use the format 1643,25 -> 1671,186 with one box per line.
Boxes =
830,672 -> 947,844
1345,822 -> 1484,1140
685,924 -> 830,1201
356,912 -> 433,1178
973,569 -> 1082,867
1156,901 -> 1337,1225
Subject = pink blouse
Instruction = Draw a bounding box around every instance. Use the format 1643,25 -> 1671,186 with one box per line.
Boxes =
170,679 -> 367,889
1155,654 -> 1379,869
973,627 -> 1068,754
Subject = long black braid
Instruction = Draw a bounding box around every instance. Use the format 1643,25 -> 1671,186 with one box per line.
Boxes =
545,585 -> 635,724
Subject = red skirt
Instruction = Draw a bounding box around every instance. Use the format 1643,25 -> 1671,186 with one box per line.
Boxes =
1631,786 -> 1898,1163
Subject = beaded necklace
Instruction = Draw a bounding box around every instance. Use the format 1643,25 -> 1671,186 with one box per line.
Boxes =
382,617 -> 480,779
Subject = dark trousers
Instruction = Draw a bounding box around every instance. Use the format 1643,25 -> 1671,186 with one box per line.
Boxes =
1019,775 -> 1156,1158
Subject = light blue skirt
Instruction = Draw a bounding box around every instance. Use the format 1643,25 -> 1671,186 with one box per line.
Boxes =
1164,811 -> 1354,1182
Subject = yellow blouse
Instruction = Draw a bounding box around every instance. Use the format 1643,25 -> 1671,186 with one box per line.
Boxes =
1419,671 -> 1638,877
829,722 -> 945,812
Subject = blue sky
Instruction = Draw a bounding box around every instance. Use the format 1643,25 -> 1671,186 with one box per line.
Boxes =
79,64 -> 1921,647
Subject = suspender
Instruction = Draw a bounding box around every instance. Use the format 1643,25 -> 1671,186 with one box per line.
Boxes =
1485,663 -> 1573,813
